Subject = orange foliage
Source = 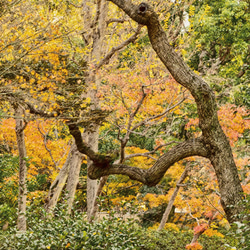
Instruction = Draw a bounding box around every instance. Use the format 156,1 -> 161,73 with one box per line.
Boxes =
98,69 -> 183,124
0,119 -> 70,181
185,242 -> 203,250
186,104 -> 250,146
242,183 -> 250,194
218,104 -> 250,146
143,193 -> 168,208
193,223 -> 209,235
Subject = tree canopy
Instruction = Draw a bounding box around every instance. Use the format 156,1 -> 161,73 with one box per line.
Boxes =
0,0 -> 249,249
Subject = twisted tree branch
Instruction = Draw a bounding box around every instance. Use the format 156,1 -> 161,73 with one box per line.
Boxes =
68,121 -> 209,186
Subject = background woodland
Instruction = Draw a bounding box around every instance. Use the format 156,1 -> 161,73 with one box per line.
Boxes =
0,0 -> 249,249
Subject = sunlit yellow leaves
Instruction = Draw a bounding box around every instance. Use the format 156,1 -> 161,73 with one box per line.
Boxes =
143,193 -> 168,208
185,242 -> 203,250
111,195 -> 135,207
218,218 -> 230,229
0,0 -> 89,118
203,228 -> 224,238
199,5 -> 211,23
103,178 -> 141,210
125,147 -> 155,169
27,190 -> 46,204
189,5 -> 195,17
148,222 -> 180,231
166,162 -> 184,186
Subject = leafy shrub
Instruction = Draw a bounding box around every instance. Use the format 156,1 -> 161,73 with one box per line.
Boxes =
0,206 -> 235,250
0,203 -> 16,228
0,154 -> 19,227
0,208 -> 145,250
225,195 -> 250,250
139,203 -> 174,228
140,229 -> 230,250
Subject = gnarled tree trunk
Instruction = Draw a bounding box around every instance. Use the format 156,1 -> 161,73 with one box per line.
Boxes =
107,0 -> 244,222
67,0 -> 244,223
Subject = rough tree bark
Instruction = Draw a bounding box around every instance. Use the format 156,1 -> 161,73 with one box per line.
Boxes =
67,0 -> 243,223
85,128 -> 99,221
15,105 -> 28,231
82,0 -> 109,222
45,144 -> 82,214
65,149 -> 83,214
89,176 -> 109,222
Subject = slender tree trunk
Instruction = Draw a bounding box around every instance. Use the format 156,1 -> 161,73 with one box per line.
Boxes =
89,176 -> 108,222
45,144 -> 78,214
86,127 -> 99,221
65,150 -> 83,214
81,0 -> 108,222
87,176 -> 98,221
15,106 -> 27,231
45,142 -> 83,216
158,165 -> 190,231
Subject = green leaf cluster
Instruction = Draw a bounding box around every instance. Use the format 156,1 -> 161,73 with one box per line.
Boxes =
187,0 -> 249,107
0,206 -> 234,250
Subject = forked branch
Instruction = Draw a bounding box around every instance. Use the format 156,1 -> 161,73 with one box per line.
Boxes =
68,123 -> 209,186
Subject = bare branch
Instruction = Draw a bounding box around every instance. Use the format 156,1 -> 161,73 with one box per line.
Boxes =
96,25 -> 142,69
67,0 -> 83,8
187,202 -> 200,225
131,95 -> 186,131
202,191 -> 225,217
123,154 -> 157,161
119,85 -> 147,163
106,18 -> 126,25
37,122 -> 59,170
158,164 -> 190,230
131,85 -> 147,118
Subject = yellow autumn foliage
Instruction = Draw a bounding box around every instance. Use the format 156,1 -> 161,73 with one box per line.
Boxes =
149,222 -> 179,231
203,228 -> 224,238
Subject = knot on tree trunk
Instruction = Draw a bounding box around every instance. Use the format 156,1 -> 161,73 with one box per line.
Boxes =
137,3 -> 148,14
